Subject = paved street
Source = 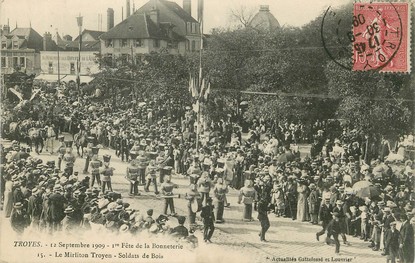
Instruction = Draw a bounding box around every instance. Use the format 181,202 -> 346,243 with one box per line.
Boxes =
1,134 -> 387,263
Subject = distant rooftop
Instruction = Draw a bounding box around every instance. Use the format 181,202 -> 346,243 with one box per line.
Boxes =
249,5 -> 280,31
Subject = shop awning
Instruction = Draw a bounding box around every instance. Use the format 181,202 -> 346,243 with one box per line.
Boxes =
34,74 -> 62,82
34,74 -> 94,84
61,75 -> 94,84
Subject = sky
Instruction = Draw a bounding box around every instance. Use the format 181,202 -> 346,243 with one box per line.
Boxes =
1,0 -> 346,37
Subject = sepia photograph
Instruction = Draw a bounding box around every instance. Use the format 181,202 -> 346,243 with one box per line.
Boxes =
0,0 -> 414,262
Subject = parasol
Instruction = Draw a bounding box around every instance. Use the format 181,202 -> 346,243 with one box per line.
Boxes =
352,180 -> 372,192
355,185 -> 381,199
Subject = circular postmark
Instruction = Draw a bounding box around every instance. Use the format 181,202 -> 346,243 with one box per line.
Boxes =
321,1 -> 404,71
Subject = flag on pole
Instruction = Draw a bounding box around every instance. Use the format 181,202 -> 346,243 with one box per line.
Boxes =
188,74 -> 193,94
204,82 -> 210,100
198,0 -> 204,23
199,78 -> 205,99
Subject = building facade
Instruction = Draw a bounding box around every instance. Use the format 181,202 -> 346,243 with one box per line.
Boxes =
36,31 -> 101,84
1,26 -> 43,75
100,0 -> 201,59
39,51 -> 99,76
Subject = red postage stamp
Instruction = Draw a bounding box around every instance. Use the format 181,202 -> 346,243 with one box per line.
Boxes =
352,2 -> 411,73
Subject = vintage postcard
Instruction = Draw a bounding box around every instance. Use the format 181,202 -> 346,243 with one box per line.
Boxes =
0,0 -> 414,263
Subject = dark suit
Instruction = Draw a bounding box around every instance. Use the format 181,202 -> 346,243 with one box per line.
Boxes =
317,203 -> 332,239
399,221 -> 414,263
384,228 -> 400,262
258,201 -> 270,241
200,204 -> 215,241
332,205 -> 348,243
327,219 -> 341,253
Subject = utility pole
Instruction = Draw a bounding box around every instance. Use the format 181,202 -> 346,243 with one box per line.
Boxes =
76,14 -> 83,100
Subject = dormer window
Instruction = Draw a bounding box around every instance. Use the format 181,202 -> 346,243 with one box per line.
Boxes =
13,41 -> 19,49
187,22 -> 191,34
1,41 -> 6,49
105,39 -> 113,47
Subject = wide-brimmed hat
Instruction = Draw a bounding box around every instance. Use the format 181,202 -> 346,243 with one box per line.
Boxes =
64,207 -> 75,214
14,202 -> 23,209
336,200 -> 344,205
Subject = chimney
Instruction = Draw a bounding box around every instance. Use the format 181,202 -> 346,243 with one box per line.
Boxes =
183,0 -> 191,16
126,0 -> 131,17
107,8 -> 114,31
259,5 -> 270,12
3,24 -> 10,34
149,7 -> 159,26
43,32 -> 53,51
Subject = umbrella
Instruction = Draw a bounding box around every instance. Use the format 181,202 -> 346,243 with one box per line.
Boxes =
356,186 -> 381,199
88,105 -> 97,112
352,180 -> 372,192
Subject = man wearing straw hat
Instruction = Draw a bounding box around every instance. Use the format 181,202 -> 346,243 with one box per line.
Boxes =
384,221 -> 400,263
27,188 -> 42,229
10,202 -> 30,234
332,199 -> 349,245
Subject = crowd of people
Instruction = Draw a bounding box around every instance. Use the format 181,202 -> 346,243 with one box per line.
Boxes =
1,83 -> 414,261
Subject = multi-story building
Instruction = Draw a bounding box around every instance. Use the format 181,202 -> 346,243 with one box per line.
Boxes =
0,25 -> 43,75
100,0 -> 201,60
36,31 -> 100,84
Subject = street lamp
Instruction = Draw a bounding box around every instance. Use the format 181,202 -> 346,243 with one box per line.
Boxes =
55,28 -> 61,87
76,14 -> 83,97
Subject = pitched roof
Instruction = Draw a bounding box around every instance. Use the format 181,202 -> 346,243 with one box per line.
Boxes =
74,29 -> 105,41
100,13 -> 168,40
157,0 -> 198,23
135,0 -> 198,23
6,27 -> 43,51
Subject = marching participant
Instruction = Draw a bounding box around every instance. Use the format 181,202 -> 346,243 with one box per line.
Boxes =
83,137 -> 96,174
161,174 -> 179,216
62,141 -> 76,176
90,154 -> 102,188
185,184 -> 201,226
145,160 -> 159,195
101,154 -> 114,193
126,152 -> 140,196
57,135 -> 66,170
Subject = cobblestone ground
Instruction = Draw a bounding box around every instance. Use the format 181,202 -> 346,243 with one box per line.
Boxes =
0,135 -> 387,263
